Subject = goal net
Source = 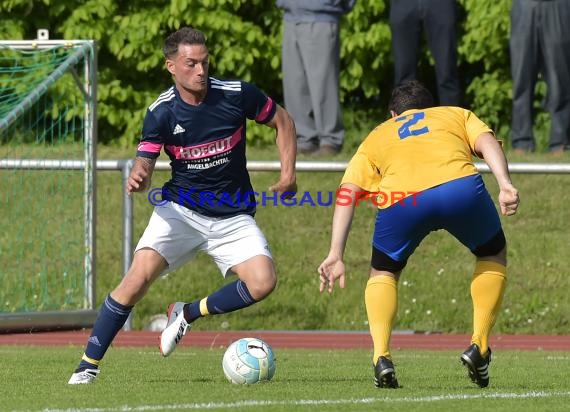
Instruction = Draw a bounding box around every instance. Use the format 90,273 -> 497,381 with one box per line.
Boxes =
0,38 -> 98,332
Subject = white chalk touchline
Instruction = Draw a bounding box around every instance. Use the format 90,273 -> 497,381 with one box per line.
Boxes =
23,390 -> 570,412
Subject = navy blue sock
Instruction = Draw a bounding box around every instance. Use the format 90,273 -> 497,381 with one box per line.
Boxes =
186,280 -> 256,323
77,294 -> 132,371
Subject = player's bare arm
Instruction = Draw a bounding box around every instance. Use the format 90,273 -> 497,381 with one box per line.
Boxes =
127,156 -> 156,194
318,183 -> 363,293
474,132 -> 520,216
266,104 -> 297,198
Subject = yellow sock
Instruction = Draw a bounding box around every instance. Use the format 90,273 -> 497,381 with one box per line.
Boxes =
365,275 -> 398,365
470,260 -> 507,355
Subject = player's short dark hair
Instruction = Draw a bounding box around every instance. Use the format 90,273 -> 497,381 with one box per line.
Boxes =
163,27 -> 207,58
388,80 -> 435,115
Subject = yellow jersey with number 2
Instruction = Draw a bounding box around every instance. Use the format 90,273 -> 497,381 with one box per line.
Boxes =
341,106 -> 494,203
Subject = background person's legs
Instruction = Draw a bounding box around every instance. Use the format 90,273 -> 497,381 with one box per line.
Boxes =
298,22 -> 344,151
510,0 -> 540,151
424,0 -> 461,105
540,0 -> 570,152
282,21 -> 318,153
389,0 -> 422,87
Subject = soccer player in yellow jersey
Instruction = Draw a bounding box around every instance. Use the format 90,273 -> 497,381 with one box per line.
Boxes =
318,80 -> 520,389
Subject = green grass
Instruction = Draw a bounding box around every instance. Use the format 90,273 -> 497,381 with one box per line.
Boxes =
1,124 -> 570,333
1,346 -> 569,411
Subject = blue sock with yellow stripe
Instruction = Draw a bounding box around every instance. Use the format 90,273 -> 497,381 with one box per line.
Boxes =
186,280 -> 255,323
76,294 -> 132,371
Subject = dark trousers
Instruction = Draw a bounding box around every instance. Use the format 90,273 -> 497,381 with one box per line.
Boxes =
510,0 -> 570,151
389,0 -> 461,106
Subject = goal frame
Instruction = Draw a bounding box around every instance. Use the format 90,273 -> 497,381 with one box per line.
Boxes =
0,39 -> 98,332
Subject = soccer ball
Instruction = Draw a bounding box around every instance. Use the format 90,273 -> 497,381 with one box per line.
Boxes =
222,337 -> 276,384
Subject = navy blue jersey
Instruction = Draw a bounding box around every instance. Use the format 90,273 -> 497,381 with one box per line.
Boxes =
137,77 -> 277,217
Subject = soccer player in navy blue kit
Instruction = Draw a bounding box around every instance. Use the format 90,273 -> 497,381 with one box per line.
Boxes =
68,27 -> 297,384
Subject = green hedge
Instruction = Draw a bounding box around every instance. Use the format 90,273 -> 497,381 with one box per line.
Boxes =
0,0 -> 550,149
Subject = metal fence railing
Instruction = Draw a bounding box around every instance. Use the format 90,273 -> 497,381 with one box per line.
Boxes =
1,159 -> 569,332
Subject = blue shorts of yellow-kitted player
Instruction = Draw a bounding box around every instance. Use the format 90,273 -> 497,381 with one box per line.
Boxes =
371,174 -> 506,272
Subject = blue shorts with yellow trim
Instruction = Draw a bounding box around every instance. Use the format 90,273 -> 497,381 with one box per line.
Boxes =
372,174 -> 502,263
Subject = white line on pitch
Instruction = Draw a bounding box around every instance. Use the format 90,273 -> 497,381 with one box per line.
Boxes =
19,390 -> 570,412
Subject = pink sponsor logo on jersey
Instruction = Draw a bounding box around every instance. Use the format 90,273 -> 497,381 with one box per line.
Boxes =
167,126 -> 243,160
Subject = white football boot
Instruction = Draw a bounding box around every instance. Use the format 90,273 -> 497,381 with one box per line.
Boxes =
159,301 -> 191,357
68,368 -> 100,384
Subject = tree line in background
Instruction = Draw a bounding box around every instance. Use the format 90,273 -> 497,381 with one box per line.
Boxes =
2,0 -> 537,147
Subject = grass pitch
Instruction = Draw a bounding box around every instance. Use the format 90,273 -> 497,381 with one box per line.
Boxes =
1,345 -> 569,412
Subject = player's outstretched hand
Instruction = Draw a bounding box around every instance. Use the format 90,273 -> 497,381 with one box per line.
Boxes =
317,254 -> 346,293
268,179 -> 297,199
126,169 -> 148,195
499,184 -> 519,216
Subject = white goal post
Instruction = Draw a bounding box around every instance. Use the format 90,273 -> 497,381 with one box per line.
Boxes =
0,38 -> 98,332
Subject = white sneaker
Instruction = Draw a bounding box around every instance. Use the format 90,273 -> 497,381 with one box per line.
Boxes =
68,368 -> 100,384
159,302 -> 190,357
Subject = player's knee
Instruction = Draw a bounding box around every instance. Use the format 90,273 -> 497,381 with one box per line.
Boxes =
234,255 -> 276,299
247,273 -> 276,300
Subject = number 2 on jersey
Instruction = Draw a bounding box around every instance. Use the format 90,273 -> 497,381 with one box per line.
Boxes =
396,112 -> 429,139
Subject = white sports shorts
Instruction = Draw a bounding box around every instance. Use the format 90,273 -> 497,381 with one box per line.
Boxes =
135,201 -> 273,277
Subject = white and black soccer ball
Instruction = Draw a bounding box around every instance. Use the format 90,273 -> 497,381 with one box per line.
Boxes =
222,337 -> 276,384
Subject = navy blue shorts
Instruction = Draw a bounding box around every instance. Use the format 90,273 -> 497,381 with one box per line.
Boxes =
372,174 -> 502,263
